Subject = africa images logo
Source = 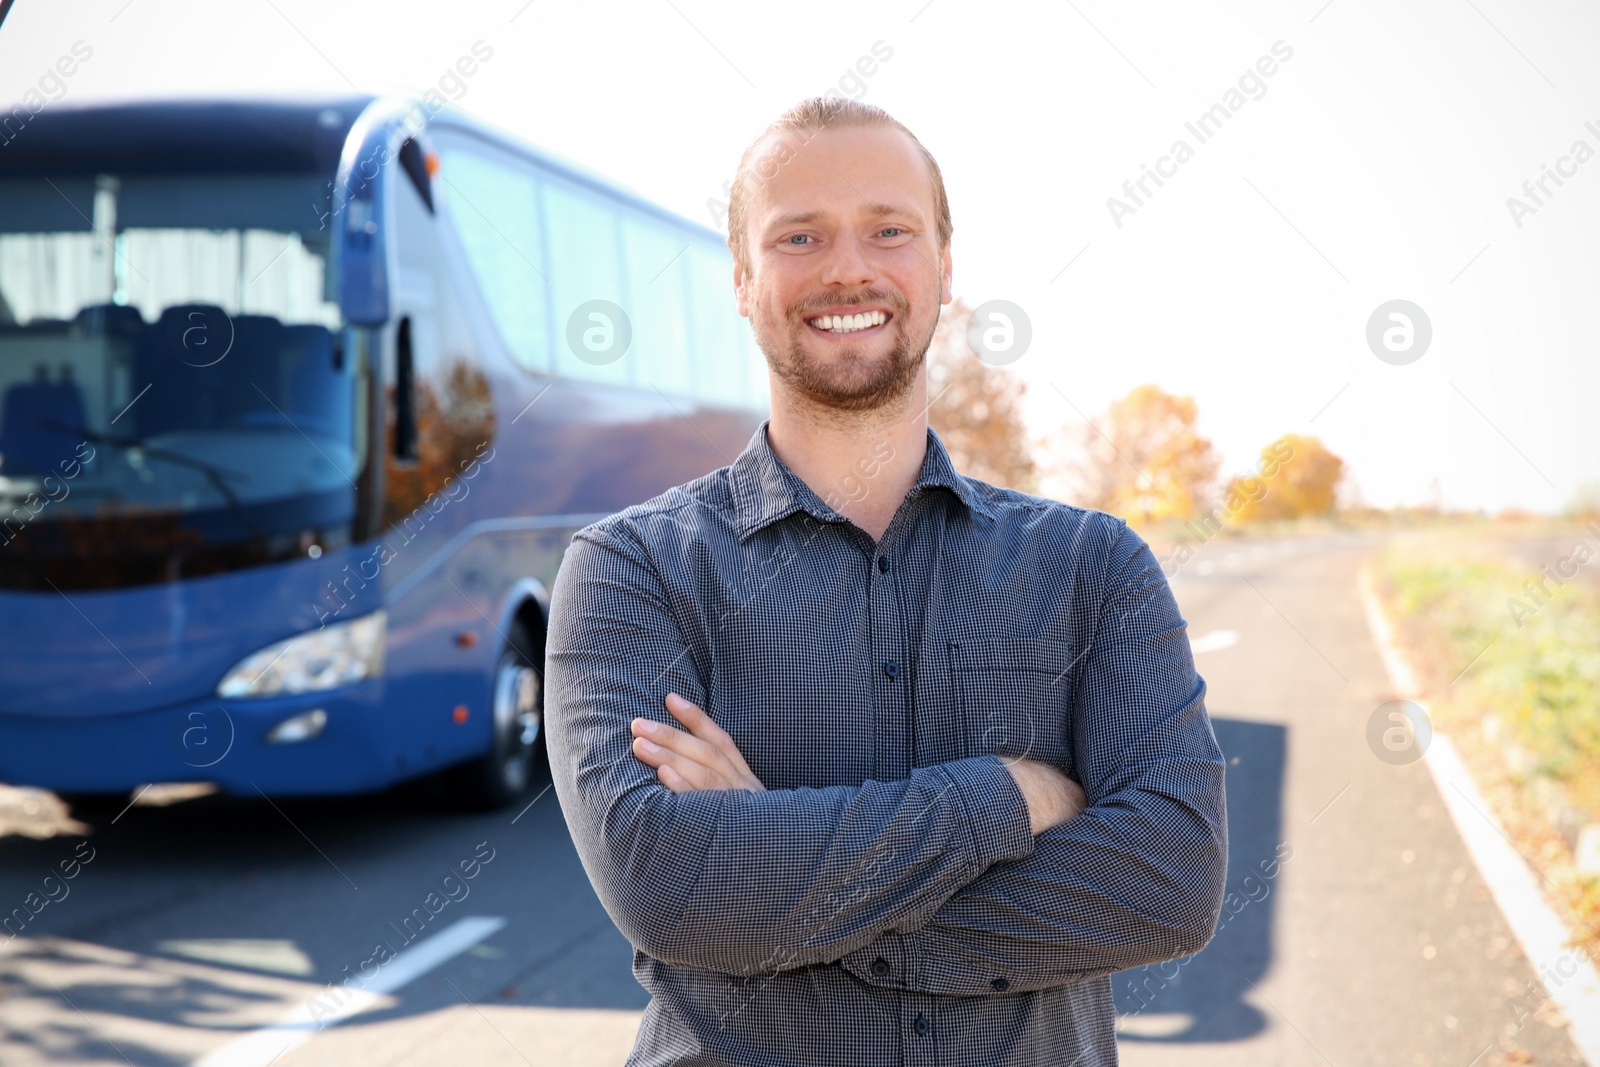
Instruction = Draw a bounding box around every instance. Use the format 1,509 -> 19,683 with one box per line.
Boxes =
179,306 -> 235,368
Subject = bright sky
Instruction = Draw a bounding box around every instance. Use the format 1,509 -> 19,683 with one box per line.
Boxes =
4,0 -> 1597,514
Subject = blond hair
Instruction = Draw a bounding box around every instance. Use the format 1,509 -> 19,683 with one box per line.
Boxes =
726,97 -> 953,276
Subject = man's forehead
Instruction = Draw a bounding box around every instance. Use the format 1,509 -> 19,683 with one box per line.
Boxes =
747,124 -> 931,225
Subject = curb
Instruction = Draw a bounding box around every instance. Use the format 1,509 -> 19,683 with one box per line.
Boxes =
1357,563 -> 1600,1065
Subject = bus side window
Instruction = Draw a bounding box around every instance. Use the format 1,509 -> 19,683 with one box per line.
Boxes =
434,145 -> 551,374
739,313 -> 769,410
621,214 -> 695,397
543,181 -> 629,386
686,244 -> 745,406
384,142 -> 493,533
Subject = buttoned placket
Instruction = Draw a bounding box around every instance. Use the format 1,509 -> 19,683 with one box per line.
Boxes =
863,490 -> 946,1067
753,449 -> 1010,1062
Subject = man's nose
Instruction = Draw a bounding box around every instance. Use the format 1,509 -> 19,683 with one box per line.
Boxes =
819,231 -> 876,288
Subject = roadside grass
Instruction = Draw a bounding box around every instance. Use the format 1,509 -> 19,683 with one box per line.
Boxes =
1372,526 -> 1600,954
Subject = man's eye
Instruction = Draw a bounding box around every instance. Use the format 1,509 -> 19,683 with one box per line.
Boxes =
879,227 -> 904,238
785,234 -> 813,245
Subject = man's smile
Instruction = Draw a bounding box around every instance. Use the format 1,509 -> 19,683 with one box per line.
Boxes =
804,309 -> 893,337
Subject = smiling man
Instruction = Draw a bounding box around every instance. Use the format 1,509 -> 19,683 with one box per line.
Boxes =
546,98 -> 1228,1067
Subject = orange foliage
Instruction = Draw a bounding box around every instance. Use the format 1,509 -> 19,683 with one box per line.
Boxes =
1059,384 -> 1221,523
1229,433 -> 1344,521
926,300 -> 1035,492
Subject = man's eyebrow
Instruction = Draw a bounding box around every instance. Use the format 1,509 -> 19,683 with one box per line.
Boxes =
767,209 -> 826,229
763,202 -> 924,230
856,201 -> 920,221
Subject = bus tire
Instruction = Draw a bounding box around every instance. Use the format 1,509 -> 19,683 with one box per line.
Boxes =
57,791 -> 131,822
443,621 -> 548,810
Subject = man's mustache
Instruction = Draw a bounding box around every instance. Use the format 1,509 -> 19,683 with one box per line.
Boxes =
789,289 -> 907,318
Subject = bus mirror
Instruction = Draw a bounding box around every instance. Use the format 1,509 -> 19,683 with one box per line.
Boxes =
398,139 -> 434,214
338,187 -> 389,325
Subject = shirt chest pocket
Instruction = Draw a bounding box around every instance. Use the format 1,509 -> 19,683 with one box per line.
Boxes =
949,638 -> 1077,776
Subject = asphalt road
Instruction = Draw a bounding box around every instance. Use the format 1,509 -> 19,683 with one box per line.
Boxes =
0,531 -> 1587,1066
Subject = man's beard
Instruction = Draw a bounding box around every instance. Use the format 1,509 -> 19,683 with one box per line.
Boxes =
751,287 -> 934,413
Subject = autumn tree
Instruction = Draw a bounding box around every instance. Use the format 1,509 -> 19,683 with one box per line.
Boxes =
925,298 -> 1035,491
1052,383 -> 1221,523
1229,433 -> 1344,521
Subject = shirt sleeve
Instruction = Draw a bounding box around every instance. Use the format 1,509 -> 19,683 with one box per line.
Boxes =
545,522 -> 1037,977
843,520 -> 1228,995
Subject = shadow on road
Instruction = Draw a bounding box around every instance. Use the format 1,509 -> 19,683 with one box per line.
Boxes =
0,775 -> 646,1066
1112,716 -> 1287,1043
3,719 -> 1288,1063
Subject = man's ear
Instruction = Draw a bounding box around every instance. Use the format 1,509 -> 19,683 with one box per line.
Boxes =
733,256 -> 751,317
939,241 -> 954,306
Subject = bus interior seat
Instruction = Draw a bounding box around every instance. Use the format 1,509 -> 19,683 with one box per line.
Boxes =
138,306 -> 288,436
283,324 -> 348,437
137,305 -> 214,438
73,303 -> 146,343
0,366 -> 88,476
226,314 -> 292,427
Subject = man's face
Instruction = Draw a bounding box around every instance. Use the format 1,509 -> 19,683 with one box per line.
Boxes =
734,125 -> 953,413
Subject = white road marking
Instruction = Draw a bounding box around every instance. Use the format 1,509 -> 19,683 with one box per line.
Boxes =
1358,566 -> 1600,1065
1189,629 -> 1240,654
193,915 -> 507,1067
1115,1011 -> 1193,1038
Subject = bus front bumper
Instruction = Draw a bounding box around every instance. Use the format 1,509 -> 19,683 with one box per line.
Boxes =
0,682 -> 424,795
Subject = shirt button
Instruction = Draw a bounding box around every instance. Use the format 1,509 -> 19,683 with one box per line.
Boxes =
877,555 -> 889,573
991,977 -> 1010,991
913,1012 -> 929,1036
870,958 -> 890,977
883,660 -> 899,678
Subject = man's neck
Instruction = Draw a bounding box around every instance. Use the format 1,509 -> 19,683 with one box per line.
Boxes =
765,372 -> 930,544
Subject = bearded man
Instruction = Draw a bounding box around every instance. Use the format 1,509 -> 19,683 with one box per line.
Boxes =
547,96 -> 1228,1067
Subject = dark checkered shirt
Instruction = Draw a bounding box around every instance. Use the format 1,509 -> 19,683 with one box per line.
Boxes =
547,422 -> 1228,1066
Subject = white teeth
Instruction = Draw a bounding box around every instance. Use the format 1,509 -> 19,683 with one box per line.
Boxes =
810,311 -> 887,333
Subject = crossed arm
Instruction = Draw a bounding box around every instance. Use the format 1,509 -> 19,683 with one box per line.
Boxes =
545,521 -> 1227,990
632,692 -> 1086,835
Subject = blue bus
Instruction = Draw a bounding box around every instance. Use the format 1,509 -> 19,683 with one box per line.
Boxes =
0,95 -> 766,809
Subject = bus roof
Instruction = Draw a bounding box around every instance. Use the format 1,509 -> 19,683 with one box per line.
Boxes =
2,95 -> 376,176
5,95 -> 729,248
423,107 -> 730,247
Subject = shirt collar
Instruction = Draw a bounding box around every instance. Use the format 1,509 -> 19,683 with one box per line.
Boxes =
726,419 -> 995,542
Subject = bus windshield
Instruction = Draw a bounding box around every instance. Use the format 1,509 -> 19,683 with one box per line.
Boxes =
0,172 -> 369,591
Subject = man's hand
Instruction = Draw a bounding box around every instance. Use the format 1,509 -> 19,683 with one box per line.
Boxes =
631,693 -> 766,793
1002,758 -> 1089,835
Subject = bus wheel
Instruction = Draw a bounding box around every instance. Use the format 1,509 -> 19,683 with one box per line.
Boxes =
445,622 -> 547,810
57,791 -> 131,823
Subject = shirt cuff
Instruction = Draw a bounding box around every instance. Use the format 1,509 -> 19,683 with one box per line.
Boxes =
935,755 -> 1035,869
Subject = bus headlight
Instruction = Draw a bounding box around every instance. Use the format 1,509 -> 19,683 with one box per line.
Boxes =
216,612 -> 386,698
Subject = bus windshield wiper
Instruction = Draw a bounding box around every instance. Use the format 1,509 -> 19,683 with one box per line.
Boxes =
42,421 -> 267,538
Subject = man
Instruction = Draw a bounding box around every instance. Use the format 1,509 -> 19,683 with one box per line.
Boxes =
546,97 -> 1227,1066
